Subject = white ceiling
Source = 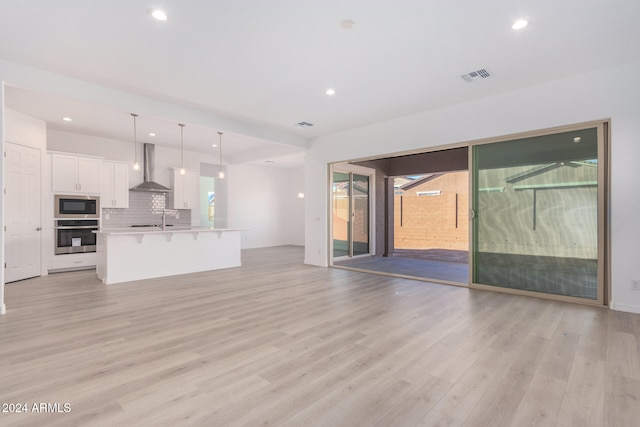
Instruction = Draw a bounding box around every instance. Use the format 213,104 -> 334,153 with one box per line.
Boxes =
4,86 -> 305,168
1,0 -> 640,164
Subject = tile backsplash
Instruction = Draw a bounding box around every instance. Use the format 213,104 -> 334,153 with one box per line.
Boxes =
102,192 -> 191,228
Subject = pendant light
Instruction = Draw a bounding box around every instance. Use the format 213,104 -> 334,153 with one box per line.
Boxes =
131,113 -> 140,170
179,123 -> 186,175
218,132 -> 225,179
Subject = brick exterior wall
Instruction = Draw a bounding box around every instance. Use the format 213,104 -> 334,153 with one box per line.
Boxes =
394,171 -> 469,250
332,198 -> 348,241
332,197 -> 368,243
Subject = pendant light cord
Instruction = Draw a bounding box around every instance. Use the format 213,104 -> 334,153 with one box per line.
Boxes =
131,113 -> 139,168
179,123 -> 185,172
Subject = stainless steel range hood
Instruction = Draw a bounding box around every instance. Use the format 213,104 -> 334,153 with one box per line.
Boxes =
130,143 -> 172,193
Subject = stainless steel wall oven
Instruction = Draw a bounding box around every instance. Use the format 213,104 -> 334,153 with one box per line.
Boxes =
54,220 -> 99,255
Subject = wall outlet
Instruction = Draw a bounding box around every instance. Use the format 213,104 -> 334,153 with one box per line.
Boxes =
632,280 -> 640,291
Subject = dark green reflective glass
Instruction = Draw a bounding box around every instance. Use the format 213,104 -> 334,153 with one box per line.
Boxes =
472,128 -> 598,299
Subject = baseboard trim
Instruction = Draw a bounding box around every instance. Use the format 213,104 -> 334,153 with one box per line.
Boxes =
609,301 -> 640,314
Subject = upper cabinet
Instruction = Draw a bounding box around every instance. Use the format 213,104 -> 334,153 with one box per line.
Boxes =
169,167 -> 198,209
51,154 -> 101,194
100,161 -> 130,208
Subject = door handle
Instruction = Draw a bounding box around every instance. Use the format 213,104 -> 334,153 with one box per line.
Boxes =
36,227 -> 42,231
469,209 -> 476,220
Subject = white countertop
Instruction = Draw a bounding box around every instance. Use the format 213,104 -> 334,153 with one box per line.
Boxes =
95,227 -> 247,235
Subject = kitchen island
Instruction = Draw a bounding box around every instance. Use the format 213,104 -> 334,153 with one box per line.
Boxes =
95,227 -> 246,284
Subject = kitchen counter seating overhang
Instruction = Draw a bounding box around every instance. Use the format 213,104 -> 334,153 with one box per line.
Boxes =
94,228 -> 247,284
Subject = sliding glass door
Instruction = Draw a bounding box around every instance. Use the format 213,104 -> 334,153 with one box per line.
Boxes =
332,171 -> 370,259
352,173 -> 370,256
332,172 -> 351,258
471,124 -> 606,303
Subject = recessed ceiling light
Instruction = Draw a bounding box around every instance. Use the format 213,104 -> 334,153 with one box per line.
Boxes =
151,9 -> 168,21
512,19 -> 528,30
326,88 -> 335,95
341,20 -> 356,30
148,132 -> 156,137
212,144 -> 218,147
62,117 -> 72,122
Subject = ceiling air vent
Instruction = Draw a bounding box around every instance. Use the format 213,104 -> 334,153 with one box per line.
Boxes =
460,68 -> 491,83
295,121 -> 314,128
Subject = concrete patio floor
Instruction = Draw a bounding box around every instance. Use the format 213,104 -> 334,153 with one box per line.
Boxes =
334,249 -> 469,284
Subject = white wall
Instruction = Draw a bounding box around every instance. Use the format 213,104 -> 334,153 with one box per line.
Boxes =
47,129 -> 132,159
305,59 -> 640,314
0,82 -> 5,314
228,164 -> 305,249
286,166 -> 305,247
5,108 -> 47,148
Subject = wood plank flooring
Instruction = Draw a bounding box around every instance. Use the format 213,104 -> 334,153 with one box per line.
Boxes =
0,246 -> 638,426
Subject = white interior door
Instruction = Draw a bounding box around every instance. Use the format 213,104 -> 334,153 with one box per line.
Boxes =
5,142 -> 41,283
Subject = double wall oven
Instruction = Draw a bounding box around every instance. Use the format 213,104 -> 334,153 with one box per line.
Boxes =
54,195 -> 100,255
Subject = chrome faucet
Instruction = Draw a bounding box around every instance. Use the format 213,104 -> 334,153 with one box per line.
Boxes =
162,210 -> 167,230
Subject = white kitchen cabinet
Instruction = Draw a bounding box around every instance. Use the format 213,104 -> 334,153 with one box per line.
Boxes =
52,153 -> 101,194
169,167 -> 198,209
49,252 -> 96,271
100,161 -> 130,208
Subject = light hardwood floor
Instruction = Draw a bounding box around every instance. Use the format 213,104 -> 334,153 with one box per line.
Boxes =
1,246 -> 639,426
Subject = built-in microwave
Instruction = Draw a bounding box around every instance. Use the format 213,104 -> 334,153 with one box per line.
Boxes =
54,195 -> 100,218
